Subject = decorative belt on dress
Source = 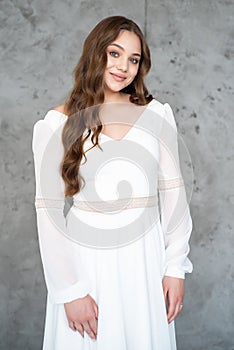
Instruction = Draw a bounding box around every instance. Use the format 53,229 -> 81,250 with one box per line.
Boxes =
73,194 -> 158,213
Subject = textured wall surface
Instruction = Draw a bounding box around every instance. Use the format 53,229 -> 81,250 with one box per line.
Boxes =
0,0 -> 233,349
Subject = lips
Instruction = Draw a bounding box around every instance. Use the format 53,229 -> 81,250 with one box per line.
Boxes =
110,72 -> 126,81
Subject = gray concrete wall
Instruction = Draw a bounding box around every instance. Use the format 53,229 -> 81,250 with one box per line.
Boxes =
0,0 -> 233,349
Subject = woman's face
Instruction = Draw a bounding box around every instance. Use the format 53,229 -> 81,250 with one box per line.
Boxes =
103,30 -> 141,95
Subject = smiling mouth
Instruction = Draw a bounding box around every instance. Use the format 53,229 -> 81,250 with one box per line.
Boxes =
110,73 -> 126,81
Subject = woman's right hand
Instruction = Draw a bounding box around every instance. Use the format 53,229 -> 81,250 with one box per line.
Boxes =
64,294 -> 99,340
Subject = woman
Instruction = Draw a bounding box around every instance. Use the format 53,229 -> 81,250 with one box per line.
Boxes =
32,15 -> 193,350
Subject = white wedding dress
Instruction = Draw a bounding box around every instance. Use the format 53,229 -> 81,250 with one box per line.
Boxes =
32,98 -> 193,350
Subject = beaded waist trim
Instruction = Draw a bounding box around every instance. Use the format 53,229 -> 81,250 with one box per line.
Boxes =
73,195 -> 158,212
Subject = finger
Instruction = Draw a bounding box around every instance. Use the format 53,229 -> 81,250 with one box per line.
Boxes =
162,286 -> 169,312
167,300 -> 177,323
74,322 -> 84,338
88,317 -> 98,336
162,283 -> 168,303
82,320 -> 96,339
94,302 -> 99,320
69,321 -> 76,331
170,302 -> 183,322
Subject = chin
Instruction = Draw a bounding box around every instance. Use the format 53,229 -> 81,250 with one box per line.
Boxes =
105,84 -> 125,93
105,81 -> 132,94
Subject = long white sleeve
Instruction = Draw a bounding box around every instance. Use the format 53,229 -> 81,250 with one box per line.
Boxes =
158,103 -> 193,279
32,111 -> 92,304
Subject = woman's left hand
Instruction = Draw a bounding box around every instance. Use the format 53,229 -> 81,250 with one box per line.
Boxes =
162,276 -> 184,324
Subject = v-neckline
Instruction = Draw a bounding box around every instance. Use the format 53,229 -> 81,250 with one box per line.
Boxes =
99,99 -> 155,142
49,99 -> 155,142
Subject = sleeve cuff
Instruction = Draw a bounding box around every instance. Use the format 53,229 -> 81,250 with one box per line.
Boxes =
163,261 -> 193,279
48,279 -> 92,304
164,268 -> 185,279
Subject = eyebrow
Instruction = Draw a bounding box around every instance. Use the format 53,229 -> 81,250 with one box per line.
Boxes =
109,43 -> 141,57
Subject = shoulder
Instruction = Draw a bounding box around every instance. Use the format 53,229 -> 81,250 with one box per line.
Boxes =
148,98 -> 165,115
33,104 -> 68,133
150,98 -> 176,129
32,104 -> 68,151
47,103 -> 68,128
51,103 -> 67,114
32,105 -> 68,153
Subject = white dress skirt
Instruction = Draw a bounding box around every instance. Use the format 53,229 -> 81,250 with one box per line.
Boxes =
32,98 -> 193,350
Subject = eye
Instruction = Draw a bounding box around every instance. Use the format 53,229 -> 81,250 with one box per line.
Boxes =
130,57 -> 139,64
109,51 -> 119,58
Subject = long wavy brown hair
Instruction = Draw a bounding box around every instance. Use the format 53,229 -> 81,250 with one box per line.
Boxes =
61,15 -> 154,197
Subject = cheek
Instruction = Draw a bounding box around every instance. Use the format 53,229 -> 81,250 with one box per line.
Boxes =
129,64 -> 139,77
106,56 -> 115,69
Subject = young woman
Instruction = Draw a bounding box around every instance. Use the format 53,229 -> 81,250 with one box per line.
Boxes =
32,15 -> 193,350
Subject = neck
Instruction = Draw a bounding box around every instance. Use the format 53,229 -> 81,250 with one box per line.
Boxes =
104,91 -> 129,104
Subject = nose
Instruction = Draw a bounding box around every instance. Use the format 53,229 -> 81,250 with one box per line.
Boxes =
116,56 -> 128,72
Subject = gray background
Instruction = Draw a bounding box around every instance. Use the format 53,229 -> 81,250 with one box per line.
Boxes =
0,0 -> 233,349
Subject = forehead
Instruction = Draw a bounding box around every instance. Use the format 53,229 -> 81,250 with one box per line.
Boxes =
109,30 -> 141,52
